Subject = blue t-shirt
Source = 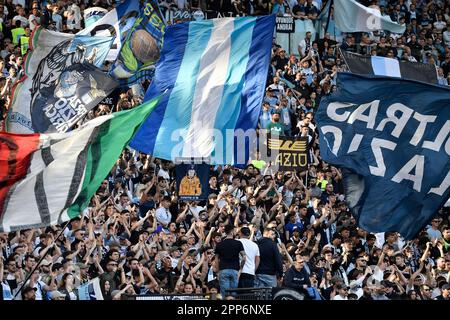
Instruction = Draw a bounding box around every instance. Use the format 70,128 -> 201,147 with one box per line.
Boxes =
285,222 -> 304,238
272,3 -> 286,15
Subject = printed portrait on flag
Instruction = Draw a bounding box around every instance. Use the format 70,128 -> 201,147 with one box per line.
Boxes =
109,0 -> 166,86
7,28 -> 116,134
176,164 -> 209,201
32,62 -> 117,133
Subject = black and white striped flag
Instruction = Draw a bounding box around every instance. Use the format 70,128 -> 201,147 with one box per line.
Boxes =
340,51 -> 438,84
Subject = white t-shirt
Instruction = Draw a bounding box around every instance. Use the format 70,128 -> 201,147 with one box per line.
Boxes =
155,207 -> 172,226
188,205 -> 204,221
28,14 -> 40,30
298,39 -> 312,57
443,30 -> 450,46
227,185 -> 243,199
434,21 -> 446,31
158,168 -> 170,180
278,186 -> 294,207
12,15 -> 29,27
332,294 -> 348,300
238,238 -> 260,275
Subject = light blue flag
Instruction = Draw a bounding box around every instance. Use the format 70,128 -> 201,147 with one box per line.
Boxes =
67,35 -> 114,68
334,0 -> 405,33
130,16 -> 276,165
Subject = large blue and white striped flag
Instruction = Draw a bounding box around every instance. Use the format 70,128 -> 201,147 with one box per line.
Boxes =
130,16 -> 276,165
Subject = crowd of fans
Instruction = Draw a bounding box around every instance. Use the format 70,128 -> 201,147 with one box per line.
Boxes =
0,0 -> 450,301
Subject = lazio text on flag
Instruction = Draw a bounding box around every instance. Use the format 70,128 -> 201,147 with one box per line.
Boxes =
6,28 -> 115,134
130,15 -> 276,165
316,73 -> 450,239
0,97 -> 160,232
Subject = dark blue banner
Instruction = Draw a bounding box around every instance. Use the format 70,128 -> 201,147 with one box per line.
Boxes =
316,73 -> 450,239
32,63 -> 118,133
176,163 -> 209,201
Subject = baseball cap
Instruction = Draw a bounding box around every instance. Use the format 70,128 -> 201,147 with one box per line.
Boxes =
41,259 -> 52,267
336,283 -> 349,290
442,284 -> 450,290
119,232 -> 129,240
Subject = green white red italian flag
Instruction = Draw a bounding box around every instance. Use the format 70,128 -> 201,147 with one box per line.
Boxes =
0,97 -> 159,232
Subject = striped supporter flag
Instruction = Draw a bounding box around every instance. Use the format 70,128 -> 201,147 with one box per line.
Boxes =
129,15 -> 276,165
340,50 -> 438,84
0,97 -> 160,232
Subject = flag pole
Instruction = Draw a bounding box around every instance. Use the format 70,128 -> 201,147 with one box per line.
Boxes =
324,0 -> 333,38
13,220 -> 72,300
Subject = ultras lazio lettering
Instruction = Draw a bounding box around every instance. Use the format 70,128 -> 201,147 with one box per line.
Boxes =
321,100 -> 450,195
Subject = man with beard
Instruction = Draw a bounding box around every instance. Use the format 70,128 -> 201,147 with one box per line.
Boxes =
266,111 -> 284,136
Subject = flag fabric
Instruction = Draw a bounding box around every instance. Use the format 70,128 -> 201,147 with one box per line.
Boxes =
78,278 -> 104,300
6,28 -> 115,134
316,73 -> 450,239
341,50 -> 438,84
0,97 -> 160,232
78,0 -> 140,61
334,0 -> 406,33
130,15 -> 276,165
30,63 -> 118,134
109,0 -> 166,85
315,0 -> 331,38
83,7 -> 109,28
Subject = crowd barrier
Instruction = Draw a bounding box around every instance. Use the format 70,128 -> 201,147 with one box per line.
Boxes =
122,287 -> 309,300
